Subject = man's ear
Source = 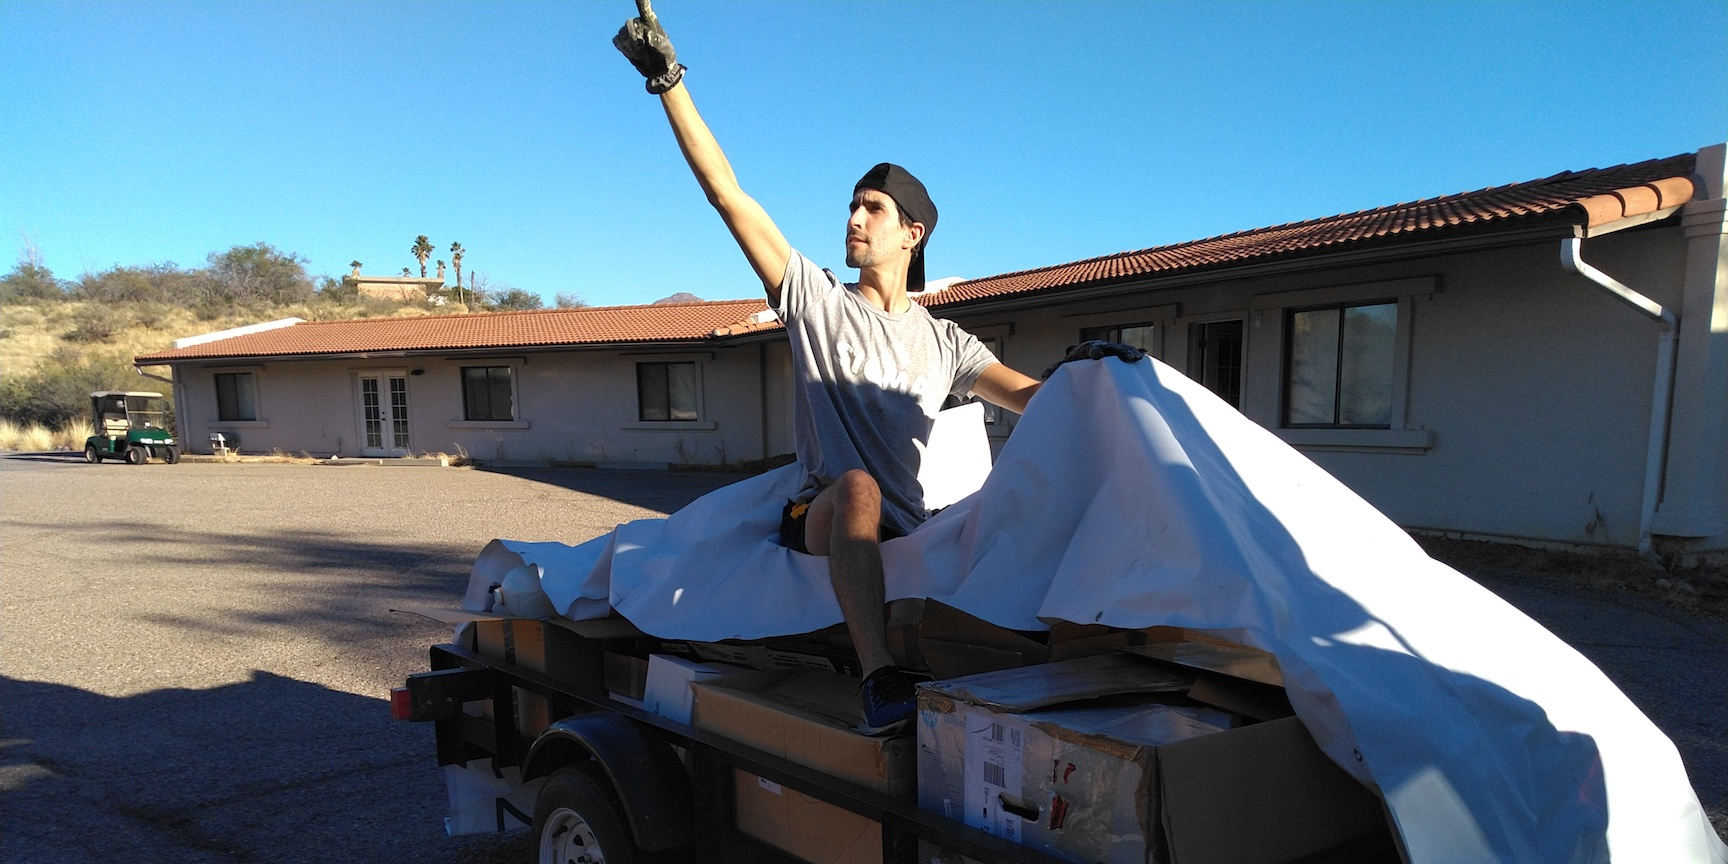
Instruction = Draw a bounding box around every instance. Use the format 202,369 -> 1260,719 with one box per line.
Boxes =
903,221 -> 926,251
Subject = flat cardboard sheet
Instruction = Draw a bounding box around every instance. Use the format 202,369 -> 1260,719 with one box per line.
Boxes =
470,358 -> 1726,864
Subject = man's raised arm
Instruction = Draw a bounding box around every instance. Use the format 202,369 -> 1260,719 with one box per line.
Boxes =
614,2 -> 791,302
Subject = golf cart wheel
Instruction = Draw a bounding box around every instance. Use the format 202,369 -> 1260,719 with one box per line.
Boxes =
162,445 -> 181,464
84,444 -> 100,464
125,446 -> 146,465
534,764 -> 639,864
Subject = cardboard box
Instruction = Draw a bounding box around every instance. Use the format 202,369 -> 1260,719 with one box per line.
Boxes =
914,600 -> 1049,679
642,653 -> 742,725
604,651 -> 649,701
392,608 -> 664,736
692,669 -> 916,863
468,617 -> 601,738
917,653 -> 1394,864
733,769 -> 883,864
917,663 -> 1230,864
1124,643 -> 1294,721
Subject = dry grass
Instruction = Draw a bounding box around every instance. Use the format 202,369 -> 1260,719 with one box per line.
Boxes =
1,298 -> 460,379
0,419 -> 87,451
1418,536 -> 1728,621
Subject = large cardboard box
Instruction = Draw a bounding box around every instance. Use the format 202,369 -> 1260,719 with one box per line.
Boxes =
692,669 -> 916,864
917,652 -> 1394,864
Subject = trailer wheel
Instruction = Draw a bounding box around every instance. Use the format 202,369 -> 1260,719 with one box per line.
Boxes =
84,445 -> 100,464
534,764 -> 639,864
125,446 -> 146,465
162,445 -> 181,464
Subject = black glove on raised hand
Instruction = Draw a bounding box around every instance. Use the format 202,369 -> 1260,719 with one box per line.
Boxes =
613,0 -> 684,94
1042,340 -> 1149,380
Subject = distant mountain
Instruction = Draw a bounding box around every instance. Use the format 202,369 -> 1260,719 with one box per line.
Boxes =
654,292 -> 704,304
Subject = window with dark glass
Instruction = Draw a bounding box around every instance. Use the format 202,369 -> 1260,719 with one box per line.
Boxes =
637,362 -> 698,421
1283,302 -> 1397,428
1079,323 -> 1156,353
462,366 -> 515,421
214,372 -> 257,421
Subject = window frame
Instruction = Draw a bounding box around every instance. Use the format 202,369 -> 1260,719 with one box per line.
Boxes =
213,370 -> 260,423
460,365 -> 518,423
1280,300 -> 1399,430
635,361 -> 700,423
1059,303 -> 1178,362
1249,277 -> 1436,452
622,353 -> 715,431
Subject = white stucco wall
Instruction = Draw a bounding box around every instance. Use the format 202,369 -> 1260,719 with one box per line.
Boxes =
177,344 -> 775,467
944,224 -> 1692,551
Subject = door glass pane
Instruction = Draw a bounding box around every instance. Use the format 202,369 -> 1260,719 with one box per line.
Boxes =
362,378 -> 382,449
389,377 -> 410,450
1192,320 -> 1243,409
1339,303 -> 1396,426
1287,309 -> 1339,425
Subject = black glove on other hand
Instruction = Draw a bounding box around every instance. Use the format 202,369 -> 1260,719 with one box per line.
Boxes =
1042,340 -> 1148,380
613,0 -> 685,94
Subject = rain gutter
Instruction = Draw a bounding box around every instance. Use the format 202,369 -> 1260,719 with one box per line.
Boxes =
1559,236 -> 1677,558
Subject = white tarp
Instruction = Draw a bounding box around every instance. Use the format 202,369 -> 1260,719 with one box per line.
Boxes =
467,357 -> 1725,864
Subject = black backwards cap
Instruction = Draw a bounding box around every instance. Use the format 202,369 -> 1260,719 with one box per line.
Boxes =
854,163 -> 937,293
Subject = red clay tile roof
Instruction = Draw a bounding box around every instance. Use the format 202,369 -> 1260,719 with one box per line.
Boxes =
137,151 -> 1699,365
137,299 -> 770,363
925,152 -> 1697,308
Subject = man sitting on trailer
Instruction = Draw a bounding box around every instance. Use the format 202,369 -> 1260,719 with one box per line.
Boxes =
613,2 -> 1141,733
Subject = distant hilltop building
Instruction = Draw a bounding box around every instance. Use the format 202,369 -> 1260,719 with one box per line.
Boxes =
343,267 -> 445,302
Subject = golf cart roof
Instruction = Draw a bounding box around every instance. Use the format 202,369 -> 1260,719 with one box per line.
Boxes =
90,391 -> 165,399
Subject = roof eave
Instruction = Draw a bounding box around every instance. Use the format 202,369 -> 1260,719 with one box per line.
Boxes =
134,336 -> 737,367
927,214 -> 1590,315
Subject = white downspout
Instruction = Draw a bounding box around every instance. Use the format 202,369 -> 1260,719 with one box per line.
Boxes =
1560,237 -> 1677,558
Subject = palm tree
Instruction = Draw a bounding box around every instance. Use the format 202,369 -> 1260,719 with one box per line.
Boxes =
411,235 -> 434,277
449,242 -> 465,305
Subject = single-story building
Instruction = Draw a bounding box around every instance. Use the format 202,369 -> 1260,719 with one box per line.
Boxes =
137,144 -> 1728,560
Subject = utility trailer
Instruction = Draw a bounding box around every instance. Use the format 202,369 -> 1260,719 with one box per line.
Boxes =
395,635 -> 1074,864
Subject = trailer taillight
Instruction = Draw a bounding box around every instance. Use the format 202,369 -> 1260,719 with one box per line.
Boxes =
390,686 -> 414,721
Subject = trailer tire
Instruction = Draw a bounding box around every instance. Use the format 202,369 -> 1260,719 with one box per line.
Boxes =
534,764 -> 640,864
125,446 -> 146,465
85,445 -> 100,464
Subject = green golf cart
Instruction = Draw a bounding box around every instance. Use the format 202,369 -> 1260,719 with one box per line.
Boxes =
84,391 -> 179,464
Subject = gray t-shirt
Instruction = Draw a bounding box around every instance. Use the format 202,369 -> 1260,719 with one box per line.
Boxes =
778,250 -> 998,536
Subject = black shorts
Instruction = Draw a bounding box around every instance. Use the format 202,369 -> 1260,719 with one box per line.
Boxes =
778,499 -> 904,554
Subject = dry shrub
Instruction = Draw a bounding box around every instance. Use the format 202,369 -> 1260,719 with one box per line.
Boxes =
0,419 -> 86,451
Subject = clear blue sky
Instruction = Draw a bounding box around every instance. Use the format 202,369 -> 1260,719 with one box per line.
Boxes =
3,1 -> 1724,309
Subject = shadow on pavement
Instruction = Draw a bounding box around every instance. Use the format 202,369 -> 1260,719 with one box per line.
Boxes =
0,451 -> 86,463
0,672 -> 521,864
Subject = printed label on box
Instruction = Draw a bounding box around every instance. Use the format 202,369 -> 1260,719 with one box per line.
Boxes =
963,713 -> 1024,842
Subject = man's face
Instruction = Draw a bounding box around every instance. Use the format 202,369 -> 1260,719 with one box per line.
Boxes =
845,189 -> 920,270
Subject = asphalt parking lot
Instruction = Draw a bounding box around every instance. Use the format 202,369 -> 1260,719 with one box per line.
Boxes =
2,454 -> 1722,862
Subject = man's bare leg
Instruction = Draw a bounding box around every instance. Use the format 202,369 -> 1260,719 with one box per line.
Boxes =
804,469 -> 895,676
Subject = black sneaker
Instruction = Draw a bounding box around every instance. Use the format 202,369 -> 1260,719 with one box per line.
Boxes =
857,667 -> 928,736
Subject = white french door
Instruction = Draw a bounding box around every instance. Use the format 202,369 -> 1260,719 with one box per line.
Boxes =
357,371 -> 411,456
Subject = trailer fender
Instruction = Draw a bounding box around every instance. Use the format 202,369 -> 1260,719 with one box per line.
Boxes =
522,712 -> 694,851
